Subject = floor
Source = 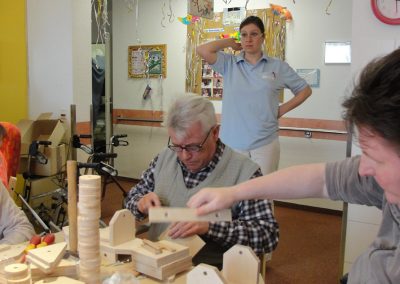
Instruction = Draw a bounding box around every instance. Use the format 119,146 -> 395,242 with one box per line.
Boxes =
101,178 -> 343,284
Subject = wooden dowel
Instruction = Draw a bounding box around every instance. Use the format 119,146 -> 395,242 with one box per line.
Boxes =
67,160 -> 78,253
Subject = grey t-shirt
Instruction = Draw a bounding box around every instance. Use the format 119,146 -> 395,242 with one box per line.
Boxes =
326,156 -> 400,283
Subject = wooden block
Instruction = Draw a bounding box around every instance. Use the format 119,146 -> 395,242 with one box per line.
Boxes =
27,242 -> 67,273
0,243 -> 26,266
222,244 -> 260,284
149,207 -> 232,222
6,274 -> 31,284
100,238 -> 189,268
4,263 -> 29,280
187,264 -> 226,284
141,239 -> 162,254
109,209 -> 136,246
134,255 -> 192,280
34,276 -> 84,284
31,258 -> 77,281
159,229 -> 205,258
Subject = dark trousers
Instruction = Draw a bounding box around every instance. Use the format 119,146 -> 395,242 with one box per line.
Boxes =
340,273 -> 348,284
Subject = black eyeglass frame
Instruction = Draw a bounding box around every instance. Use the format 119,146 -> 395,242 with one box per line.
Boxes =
167,126 -> 215,153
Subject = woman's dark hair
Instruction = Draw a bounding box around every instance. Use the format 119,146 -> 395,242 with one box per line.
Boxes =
343,48 -> 400,150
240,16 -> 265,34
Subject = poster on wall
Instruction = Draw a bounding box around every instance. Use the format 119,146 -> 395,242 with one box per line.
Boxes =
128,44 -> 167,78
188,0 -> 214,19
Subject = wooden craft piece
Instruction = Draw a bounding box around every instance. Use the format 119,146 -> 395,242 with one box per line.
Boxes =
0,244 -> 11,252
0,243 -> 26,266
27,242 -> 67,273
100,238 -> 189,267
30,259 -> 77,281
149,207 -> 232,222
187,263 -> 226,284
222,244 -> 260,284
34,276 -> 85,283
134,255 -> 192,281
109,209 -> 136,246
6,274 -> 31,284
159,229 -> 205,258
141,239 -> 162,254
4,263 -> 29,280
67,160 -> 78,253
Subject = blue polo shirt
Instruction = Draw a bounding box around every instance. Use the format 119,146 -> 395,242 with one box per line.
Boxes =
212,51 -> 308,150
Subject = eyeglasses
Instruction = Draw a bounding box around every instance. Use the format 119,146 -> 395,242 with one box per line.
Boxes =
168,126 -> 215,153
240,32 -> 263,39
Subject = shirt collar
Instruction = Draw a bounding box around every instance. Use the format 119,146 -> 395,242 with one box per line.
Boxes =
236,51 -> 268,64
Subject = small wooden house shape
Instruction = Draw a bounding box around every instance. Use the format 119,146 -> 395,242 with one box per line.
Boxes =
187,244 -> 260,284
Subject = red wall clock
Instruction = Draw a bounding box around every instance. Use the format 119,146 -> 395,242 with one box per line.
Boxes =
371,0 -> 400,25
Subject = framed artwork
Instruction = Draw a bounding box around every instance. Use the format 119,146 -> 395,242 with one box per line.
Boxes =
296,69 -> 320,88
128,44 -> 167,78
200,59 -> 223,100
188,0 -> 214,19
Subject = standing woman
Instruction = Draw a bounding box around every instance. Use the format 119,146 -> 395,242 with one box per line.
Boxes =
197,16 -> 311,174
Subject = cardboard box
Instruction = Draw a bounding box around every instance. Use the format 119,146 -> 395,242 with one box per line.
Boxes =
17,113 -> 68,176
19,144 -> 67,177
18,113 -> 67,155
26,176 -> 61,208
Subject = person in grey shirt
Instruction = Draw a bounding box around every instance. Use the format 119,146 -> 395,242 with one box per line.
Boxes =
188,48 -> 400,283
0,182 -> 35,244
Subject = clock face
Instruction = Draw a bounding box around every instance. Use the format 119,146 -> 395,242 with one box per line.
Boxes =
371,0 -> 400,24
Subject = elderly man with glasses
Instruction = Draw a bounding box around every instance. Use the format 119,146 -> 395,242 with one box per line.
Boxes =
124,94 -> 278,269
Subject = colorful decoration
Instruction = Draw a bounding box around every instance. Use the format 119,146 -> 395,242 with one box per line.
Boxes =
270,4 -> 293,22
178,14 -> 201,25
219,31 -> 241,42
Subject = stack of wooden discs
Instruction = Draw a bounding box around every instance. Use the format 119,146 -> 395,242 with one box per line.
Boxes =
78,175 -> 101,284
4,263 -> 31,284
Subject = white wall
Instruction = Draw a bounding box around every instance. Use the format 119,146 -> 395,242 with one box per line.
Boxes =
27,0 -> 92,122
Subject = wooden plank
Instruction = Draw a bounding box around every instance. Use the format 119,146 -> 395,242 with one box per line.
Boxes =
67,160 -> 78,253
159,229 -> 205,258
35,276 -> 84,284
149,207 -> 232,222
134,255 -> 192,280
109,209 -> 136,246
187,264 -> 226,284
27,242 -> 67,273
222,245 -> 260,284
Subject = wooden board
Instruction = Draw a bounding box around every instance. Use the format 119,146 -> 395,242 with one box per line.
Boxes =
134,255 -> 192,281
159,229 -> 205,258
31,259 -> 77,281
149,207 -> 231,222
222,245 -> 260,284
187,263 -> 226,284
34,276 -> 84,284
100,238 -> 189,268
109,209 -> 136,246
27,242 -> 67,273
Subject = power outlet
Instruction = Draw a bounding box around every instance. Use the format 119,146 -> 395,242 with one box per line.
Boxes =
304,131 -> 312,138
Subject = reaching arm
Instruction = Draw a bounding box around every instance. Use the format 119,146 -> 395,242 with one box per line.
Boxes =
188,163 -> 328,215
196,38 -> 242,65
278,86 -> 312,118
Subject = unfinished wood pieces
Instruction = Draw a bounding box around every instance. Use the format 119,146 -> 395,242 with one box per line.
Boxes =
187,263 -> 226,284
26,242 -> 67,274
109,209 -> 136,246
141,239 -> 162,254
78,175 -> 101,284
0,244 -> 27,266
30,259 -> 77,281
67,160 -> 78,253
159,229 -> 205,258
222,245 -> 260,284
149,207 -> 232,222
34,276 -> 85,284
4,263 -> 29,280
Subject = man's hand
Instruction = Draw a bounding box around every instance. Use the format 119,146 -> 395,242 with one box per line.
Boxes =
137,192 -> 161,214
187,187 -> 236,215
168,221 -> 209,239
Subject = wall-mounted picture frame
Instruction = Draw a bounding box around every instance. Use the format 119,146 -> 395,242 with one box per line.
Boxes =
324,41 -> 351,64
296,68 -> 320,88
188,0 -> 214,19
128,44 -> 167,78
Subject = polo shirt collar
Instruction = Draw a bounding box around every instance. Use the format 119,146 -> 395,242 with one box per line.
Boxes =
236,51 -> 268,64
